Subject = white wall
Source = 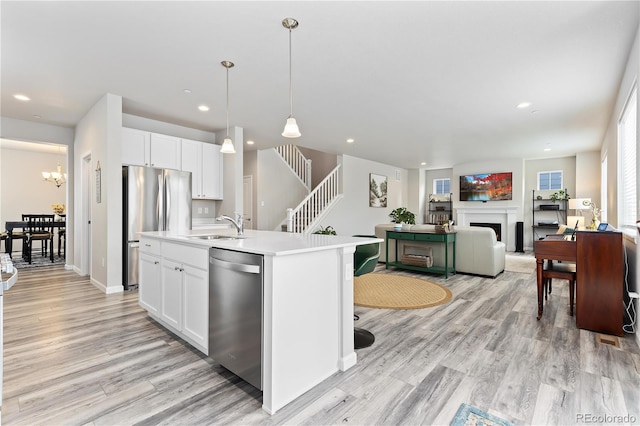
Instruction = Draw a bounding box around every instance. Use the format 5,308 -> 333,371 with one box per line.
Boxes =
320,155 -> 408,236
122,113 -> 215,143
218,126 -> 244,220
575,151 -> 601,221
73,93 -> 123,293
256,148 -> 308,231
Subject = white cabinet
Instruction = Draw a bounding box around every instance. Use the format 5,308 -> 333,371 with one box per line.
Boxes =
139,252 -> 161,315
161,259 -> 184,331
181,139 -> 223,199
181,265 -> 209,349
138,238 -> 209,354
122,127 -> 149,166
150,133 -> 181,169
122,127 -> 181,170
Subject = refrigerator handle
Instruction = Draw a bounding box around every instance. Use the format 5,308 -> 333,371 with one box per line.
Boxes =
158,172 -> 165,231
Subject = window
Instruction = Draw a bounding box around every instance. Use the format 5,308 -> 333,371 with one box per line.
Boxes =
618,85 -> 637,232
433,178 -> 450,195
538,171 -> 563,190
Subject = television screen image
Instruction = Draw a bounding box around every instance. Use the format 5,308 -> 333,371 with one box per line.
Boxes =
459,172 -> 512,201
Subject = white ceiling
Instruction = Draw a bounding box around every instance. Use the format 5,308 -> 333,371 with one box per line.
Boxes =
1,1 -> 638,170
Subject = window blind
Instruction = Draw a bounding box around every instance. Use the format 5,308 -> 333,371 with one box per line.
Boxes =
618,87 -> 637,230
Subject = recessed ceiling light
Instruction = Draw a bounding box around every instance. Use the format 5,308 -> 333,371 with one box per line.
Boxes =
14,94 -> 30,101
198,105 -> 209,112
544,146 -> 551,152
246,140 -> 254,145
183,89 -> 192,94
346,138 -> 354,143
516,102 -> 531,109
33,115 -> 41,119
420,162 -> 427,166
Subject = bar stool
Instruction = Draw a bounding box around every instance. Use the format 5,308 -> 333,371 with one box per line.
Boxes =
543,260 -> 577,316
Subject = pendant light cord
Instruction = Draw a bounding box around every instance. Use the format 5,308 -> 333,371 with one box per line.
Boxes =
226,65 -> 230,137
288,27 -> 293,117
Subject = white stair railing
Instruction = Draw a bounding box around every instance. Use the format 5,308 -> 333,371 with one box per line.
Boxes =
286,164 -> 342,233
275,145 -> 312,191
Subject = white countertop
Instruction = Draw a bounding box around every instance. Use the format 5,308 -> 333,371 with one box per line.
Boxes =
141,229 -> 382,256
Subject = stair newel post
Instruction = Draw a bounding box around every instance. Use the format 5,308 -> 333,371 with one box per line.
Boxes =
286,208 -> 294,233
305,158 -> 312,190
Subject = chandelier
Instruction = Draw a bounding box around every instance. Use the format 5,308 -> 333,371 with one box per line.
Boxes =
42,163 -> 66,187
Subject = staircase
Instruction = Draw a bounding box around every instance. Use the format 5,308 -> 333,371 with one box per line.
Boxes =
275,145 -> 312,191
274,145 -> 343,234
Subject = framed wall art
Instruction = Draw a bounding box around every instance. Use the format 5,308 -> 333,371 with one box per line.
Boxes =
369,173 -> 387,207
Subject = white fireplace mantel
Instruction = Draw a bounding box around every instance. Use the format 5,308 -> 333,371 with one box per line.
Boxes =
456,207 -> 518,251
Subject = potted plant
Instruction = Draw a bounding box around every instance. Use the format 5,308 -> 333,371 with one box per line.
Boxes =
550,189 -> 570,203
389,207 -> 415,230
313,225 -> 337,235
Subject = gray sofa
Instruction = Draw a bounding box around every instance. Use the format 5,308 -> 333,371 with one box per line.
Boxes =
374,223 -> 506,277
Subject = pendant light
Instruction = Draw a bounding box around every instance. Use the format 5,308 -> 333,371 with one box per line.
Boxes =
282,17 -> 301,138
220,60 -> 236,154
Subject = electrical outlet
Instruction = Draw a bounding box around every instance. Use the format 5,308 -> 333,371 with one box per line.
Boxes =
198,207 -> 203,214
205,207 -> 209,214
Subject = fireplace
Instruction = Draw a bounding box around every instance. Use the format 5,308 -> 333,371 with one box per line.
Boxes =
470,222 -> 502,241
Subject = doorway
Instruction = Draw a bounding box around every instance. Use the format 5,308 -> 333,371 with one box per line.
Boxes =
81,153 -> 92,276
243,175 -> 253,230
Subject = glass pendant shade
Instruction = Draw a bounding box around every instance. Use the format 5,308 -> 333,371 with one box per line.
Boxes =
220,137 -> 236,154
282,116 -> 301,138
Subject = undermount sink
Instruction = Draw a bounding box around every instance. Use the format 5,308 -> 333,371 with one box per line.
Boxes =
186,234 -> 245,240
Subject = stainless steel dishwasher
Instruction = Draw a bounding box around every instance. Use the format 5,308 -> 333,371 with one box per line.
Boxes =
209,248 -> 263,390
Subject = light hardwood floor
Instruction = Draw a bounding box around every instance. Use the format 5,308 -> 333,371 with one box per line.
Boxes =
3,263 -> 639,425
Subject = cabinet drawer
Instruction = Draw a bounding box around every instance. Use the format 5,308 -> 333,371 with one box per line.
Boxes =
387,231 -> 414,240
140,238 -> 161,256
163,242 -> 208,269
414,233 -> 444,242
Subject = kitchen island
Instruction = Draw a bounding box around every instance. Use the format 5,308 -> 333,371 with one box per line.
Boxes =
138,228 -> 381,414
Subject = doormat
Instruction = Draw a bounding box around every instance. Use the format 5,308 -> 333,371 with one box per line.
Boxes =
450,403 -> 515,426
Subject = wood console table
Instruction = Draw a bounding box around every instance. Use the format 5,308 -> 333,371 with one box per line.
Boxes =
385,230 -> 456,278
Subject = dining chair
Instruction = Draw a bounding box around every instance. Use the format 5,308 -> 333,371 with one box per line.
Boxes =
5,220 -> 28,259
24,214 -> 55,264
352,235 -> 381,349
57,214 -> 66,257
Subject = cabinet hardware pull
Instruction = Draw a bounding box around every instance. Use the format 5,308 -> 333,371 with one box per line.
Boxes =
154,261 -> 159,265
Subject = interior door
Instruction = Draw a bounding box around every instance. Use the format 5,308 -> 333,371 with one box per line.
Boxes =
243,176 -> 253,230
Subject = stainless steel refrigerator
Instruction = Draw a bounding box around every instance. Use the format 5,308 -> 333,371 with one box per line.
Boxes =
123,166 -> 192,289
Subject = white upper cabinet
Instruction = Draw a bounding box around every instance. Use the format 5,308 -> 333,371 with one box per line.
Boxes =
122,127 -> 181,170
122,127 -> 149,166
150,133 -> 181,169
181,139 -> 223,199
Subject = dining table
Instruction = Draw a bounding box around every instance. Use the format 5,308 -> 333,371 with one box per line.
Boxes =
5,218 -> 66,259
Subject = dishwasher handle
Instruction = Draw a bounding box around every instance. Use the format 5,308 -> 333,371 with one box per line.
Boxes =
210,256 -> 261,274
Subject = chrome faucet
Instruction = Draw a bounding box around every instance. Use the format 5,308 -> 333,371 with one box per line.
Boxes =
216,213 -> 244,235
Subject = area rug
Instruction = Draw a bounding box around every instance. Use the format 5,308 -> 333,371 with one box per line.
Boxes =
504,253 -> 536,274
354,273 -> 452,309
450,403 -> 515,426
11,254 -> 65,269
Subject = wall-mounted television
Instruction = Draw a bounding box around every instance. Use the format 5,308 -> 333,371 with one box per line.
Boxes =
459,172 -> 512,201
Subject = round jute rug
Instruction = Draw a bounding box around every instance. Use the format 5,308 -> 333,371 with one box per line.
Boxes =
354,273 -> 452,310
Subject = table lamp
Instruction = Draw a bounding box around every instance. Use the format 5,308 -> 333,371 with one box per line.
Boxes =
568,198 -> 591,230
